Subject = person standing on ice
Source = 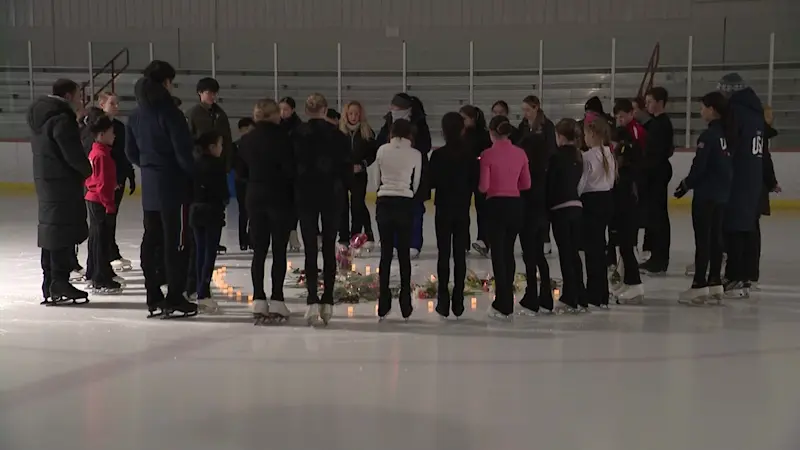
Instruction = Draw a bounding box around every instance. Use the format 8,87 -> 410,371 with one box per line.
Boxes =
125,60 -> 198,319
28,79 -> 93,305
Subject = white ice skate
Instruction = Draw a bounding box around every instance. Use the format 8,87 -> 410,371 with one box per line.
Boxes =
471,240 -> 490,258
111,258 -> 132,272
553,302 -> 579,315
707,285 -> 724,305
304,304 -> 320,326
112,275 -> 127,286
724,281 -> 749,299
319,304 -> 333,325
252,299 -> 269,324
678,286 -> 709,306
410,249 -> 420,260
616,284 -> 645,305
288,230 -> 301,252
69,268 -> 86,282
253,299 -> 289,324
638,250 -> 651,264
486,305 -> 512,322
198,298 -> 221,315
684,263 -> 695,277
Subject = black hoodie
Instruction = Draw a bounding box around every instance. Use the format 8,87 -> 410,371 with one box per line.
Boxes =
27,95 -> 92,249
236,121 -> 295,215
125,78 -> 195,212
292,118 -> 350,208
725,87 -> 764,231
760,125 -> 779,216
190,152 -> 228,228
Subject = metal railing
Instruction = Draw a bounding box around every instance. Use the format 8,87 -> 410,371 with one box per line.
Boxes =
80,46 -> 130,107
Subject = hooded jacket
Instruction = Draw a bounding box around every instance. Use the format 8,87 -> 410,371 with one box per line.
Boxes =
683,120 -> 732,204
186,102 -> 234,171
760,125 -> 779,216
725,88 -> 764,231
292,118 -> 350,208
236,121 -> 295,215
28,95 -> 92,250
125,78 -> 195,211
85,141 -> 118,214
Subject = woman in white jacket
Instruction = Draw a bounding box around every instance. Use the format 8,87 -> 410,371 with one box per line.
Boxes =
374,119 -> 423,321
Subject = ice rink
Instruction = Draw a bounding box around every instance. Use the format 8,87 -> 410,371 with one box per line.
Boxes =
2,195 -> 800,450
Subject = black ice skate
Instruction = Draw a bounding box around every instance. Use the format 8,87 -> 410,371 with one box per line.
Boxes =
43,281 -> 89,306
217,245 -> 227,255
161,295 -> 198,319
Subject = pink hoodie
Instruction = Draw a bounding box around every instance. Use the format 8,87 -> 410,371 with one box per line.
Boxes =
478,139 -> 531,198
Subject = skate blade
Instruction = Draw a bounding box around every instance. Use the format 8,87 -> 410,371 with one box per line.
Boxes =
254,313 -> 289,325
161,309 -> 199,319
92,288 -> 123,295
147,310 -> 166,319
44,297 -> 90,306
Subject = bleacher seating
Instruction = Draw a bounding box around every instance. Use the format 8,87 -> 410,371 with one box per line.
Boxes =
1,63 -> 799,148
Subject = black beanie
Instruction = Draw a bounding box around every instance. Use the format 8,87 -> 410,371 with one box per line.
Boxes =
391,93 -> 413,110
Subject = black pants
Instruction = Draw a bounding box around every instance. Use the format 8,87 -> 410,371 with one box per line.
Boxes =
725,225 -> 759,284
339,174 -> 373,243
41,247 -> 74,298
106,188 -> 125,261
752,218 -> 761,282
551,206 -> 585,308
611,196 -> 642,286
193,222 -> 222,299
470,188 -> 489,249
235,180 -> 249,249
376,196 -> 414,317
486,197 -> 523,316
299,201 -> 341,304
690,199 -> 725,287
141,207 -> 189,306
519,210 -> 552,312
581,191 -> 614,306
644,163 -> 672,269
86,201 -> 114,285
250,209 -> 291,301
183,206 -> 197,297
434,210 -> 469,316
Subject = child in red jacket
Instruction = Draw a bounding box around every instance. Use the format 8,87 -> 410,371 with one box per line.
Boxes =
84,115 -> 123,294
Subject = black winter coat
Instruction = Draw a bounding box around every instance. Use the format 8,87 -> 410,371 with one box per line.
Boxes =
236,121 -> 296,215
546,145 -> 583,211
683,120 -> 732,205
377,112 -> 433,201
344,126 -> 378,181
725,88 -> 764,232
190,153 -> 228,228
760,125 -> 778,216
125,78 -> 195,212
27,95 -> 92,250
611,139 -> 643,228
516,123 -> 553,226
280,113 -> 303,136
292,119 -> 350,209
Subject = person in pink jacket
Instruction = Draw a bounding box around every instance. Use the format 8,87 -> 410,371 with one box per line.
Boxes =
479,116 -> 531,320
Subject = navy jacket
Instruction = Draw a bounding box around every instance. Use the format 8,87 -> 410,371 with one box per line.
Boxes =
683,120 -> 732,204
725,88 -> 764,232
125,78 -> 195,211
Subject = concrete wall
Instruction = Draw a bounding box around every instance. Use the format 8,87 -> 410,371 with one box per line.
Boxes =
1,0 -> 798,72
2,141 -> 800,205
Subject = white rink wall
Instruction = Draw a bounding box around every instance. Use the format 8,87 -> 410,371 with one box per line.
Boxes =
2,141 -> 799,203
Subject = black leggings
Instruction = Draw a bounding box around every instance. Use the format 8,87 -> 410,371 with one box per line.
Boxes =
340,174 -> 374,242
611,196 -> 642,286
581,191 -> 613,306
725,226 -> 759,284
86,200 -> 114,285
299,203 -> 341,304
250,209 -> 291,301
376,196 -> 414,317
235,180 -> 249,249
551,206 -> 584,308
434,211 -> 469,316
691,199 -> 725,287
141,207 -> 189,306
486,197 -> 523,316
519,211 -> 552,312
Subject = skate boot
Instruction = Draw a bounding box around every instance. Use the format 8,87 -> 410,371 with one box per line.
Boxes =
554,300 -> 579,315
724,280 -> 747,299
637,250 -> 651,264
111,258 -> 132,272
749,281 -> 760,292
305,303 -> 320,326
217,245 -> 227,255
288,230 -> 301,252
162,294 -> 199,319
46,280 -> 90,306
410,249 -> 420,260
70,266 -> 86,282
91,279 -> 123,295
471,240 -> 490,258
639,260 -> 667,276
707,284 -> 724,305
252,298 -> 269,325
516,305 -> 540,317
684,263 -> 695,277
543,241 -> 552,255
198,297 -> 221,315
319,303 -> 333,325
678,286 -> 709,306
616,284 -> 645,305
486,305 -> 512,322
112,275 -> 127,286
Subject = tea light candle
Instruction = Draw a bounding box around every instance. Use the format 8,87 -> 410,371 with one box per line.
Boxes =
351,263 -> 357,272
427,301 -> 434,312
365,265 -> 371,275
236,291 -> 242,300
287,261 -> 292,270
553,288 -> 561,300
247,294 -> 254,302
376,267 -> 380,274
347,306 -> 354,318
471,297 -> 477,309
375,304 -> 379,316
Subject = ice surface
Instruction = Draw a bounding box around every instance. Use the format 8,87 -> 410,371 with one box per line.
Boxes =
1,196 -> 800,450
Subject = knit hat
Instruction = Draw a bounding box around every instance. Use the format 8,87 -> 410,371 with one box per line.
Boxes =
717,73 -> 747,93
391,93 -> 413,110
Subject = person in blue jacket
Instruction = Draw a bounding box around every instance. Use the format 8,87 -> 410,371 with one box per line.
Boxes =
674,92 -> 733,305
717,73 -> 764,298
125,60 -> 198,319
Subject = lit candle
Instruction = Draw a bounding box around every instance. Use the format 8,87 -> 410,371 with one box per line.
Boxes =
365,265 -> 371,275
427,301 -> 434,312
376,267 -> 380,274
236,291 -> 242,300
247,294 -> 254,302
347,306 -> 354,318
553,288 -> 561,300
471,297 -> 477,309
287,261 -> 292,270
375,304 -> 379,316
351,263 -> 357,272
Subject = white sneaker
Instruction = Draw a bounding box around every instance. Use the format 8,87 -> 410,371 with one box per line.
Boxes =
617,284 -> 645,305
305,304 -> 320,326
410,249 -> 420,260
198,298 -> 220,314
319,304 -> 333,325
678,286 -> 709,305
543,242 -> 552,255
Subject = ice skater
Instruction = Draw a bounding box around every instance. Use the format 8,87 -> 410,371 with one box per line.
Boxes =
28,79 -> 93,305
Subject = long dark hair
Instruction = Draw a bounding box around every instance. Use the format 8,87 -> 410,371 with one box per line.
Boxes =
441,112 -> 465,144
459,105 -> 487,131
555,118 -> 582,164
522,95 -> 545,131
701,91 -> 738,151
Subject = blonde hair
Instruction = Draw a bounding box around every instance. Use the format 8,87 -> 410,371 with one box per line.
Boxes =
97,91 -> 117,103
339,101 -> 373,140
764,105 -> 774,126
305,93 -> 328,114
584,117 -> 615,178
253,98 -> 280,122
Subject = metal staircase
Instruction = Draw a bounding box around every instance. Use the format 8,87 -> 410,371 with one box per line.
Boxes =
80,47 -> 130,107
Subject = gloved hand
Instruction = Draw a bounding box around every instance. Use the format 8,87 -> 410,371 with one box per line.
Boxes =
673,180 -> 688,199
128,176 -> 136,195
